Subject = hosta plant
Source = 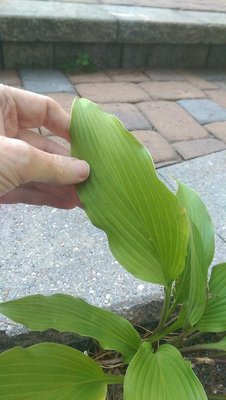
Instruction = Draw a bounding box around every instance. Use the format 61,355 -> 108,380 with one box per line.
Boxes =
0,98 -> 225,400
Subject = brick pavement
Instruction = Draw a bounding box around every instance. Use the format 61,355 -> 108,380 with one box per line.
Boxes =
0,68 -> 226,168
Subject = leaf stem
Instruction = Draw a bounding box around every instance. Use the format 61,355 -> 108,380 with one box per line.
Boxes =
165,300 -> 178,321
153,285 -> 172,335
149,318 -> 180,344
180,330 -> 203,345
104,374 -> 124,385
181,343 -> 226,354
169,328 -> 195,348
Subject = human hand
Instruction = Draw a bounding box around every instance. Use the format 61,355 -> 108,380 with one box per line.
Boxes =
0,85 -> 89,208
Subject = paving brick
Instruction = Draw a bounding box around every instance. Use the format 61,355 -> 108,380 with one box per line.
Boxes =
68,72 -> 111,84
101,103 -> 151,130
60,0 -> 98,3
204,121 -> 226,143
132,130 -> 179,163
176,70 -> 218,90
137,101 -> 208,142
3,42 -> 53,69
20,69 -> 75,94
40,127 -> 52,137
46,135 -> 71,151
139,81 -> 205,100
0,70 -> 21,86
146,69 -> 184,81
173,138 -> 226,160
205,90 -> 226,109
75,82 -> 149,103
196,70 -> 226,82
107,69 -> 149,82
211,81 -> 226,90
178,99 -> 226,124
45,93 -> 76,114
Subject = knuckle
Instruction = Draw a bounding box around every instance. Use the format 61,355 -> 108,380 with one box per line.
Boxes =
14,140 -> 33,183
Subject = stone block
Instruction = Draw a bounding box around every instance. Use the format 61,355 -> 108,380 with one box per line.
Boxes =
105,5 -> 226,44
148,44 -> 209,68
122,44 -> 154,68
204,121 -> 226,143
139,81 -> 205,100
108,69 -> 149,82
178,99 -> 226,124
103,0 -> 226,13
196,70 -> 226,82
212,81 -> 226,90
132,130 -> 179,163
45,93 -> 76,114
20,69 -> 75,93
146,68 -> 184,81
207,45 -> 226,68
3,42 -> 53,69
173,138 -> 225,160
0,43 -> 3,68
205,89 -> 226,109
101,103 -> 151,130
53,43 -> 121,69
176,70 -> 218,90
137,101 -> 208,142
68,72 -> 111,84
75,82 -> 150,103
0,2 -> 116,42
0,70 -> 21,86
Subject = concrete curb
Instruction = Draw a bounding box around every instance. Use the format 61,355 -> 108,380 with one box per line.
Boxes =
0,0 -> 226,68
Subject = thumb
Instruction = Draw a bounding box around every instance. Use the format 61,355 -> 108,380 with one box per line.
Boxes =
28,146 -> 90,185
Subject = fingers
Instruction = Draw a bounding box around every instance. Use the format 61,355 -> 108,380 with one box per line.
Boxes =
0,136 -> 89,199
28,145 -> 90,185
17,129 -> 70,156
7,86 -> 71,139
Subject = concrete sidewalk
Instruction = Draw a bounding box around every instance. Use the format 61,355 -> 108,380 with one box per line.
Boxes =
0,67 -> 226,345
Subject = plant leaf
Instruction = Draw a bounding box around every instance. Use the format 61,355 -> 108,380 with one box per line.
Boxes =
196,263 -> 226,332
124,342 -> 207,400
70,98 -> 189,287
174,183 -> 214,327
208,262 -> 226,297
177,182 -> 214,276
0,343 -> 111,400
0,294 -> 141,363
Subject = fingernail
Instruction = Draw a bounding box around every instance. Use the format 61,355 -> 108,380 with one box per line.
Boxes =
74,160 -> 90,180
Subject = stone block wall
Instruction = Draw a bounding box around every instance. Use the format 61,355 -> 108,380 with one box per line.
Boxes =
1,41 -> 226,69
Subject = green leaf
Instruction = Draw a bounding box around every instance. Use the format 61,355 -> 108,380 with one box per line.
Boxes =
177,182 -> 214,276
196,263 -> 226,332
124,342 -> 207,400
174,183 -> 214,327
70,98 -> 189,287
0,343 -> 113,400
0,294 -> 141,363
209,262 -> 226,297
